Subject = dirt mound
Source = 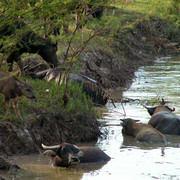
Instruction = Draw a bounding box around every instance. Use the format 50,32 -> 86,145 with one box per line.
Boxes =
0,108 -> 101,156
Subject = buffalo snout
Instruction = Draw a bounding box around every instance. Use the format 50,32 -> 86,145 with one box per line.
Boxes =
70,156 -> 80,165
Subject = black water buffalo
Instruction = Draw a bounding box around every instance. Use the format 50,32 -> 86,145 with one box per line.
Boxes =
42,143 -> 111,167
121,118 -> 166,144
0,20 -> 58,72
29,68 -> 110,105
144,103 -> 180,135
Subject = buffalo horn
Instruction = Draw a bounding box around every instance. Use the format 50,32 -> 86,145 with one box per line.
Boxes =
42,143 -> 61,150
169,107 -> 175,112
161,98 -> 165,105
141,104 -> 148,109
43,150 -> 57,156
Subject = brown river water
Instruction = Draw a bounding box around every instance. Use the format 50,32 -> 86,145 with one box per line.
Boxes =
2,56 -> 180,180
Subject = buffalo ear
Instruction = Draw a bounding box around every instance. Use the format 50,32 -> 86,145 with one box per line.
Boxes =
146,107 -> 156,116
120,119 -> 140,122
120,119 -> 126,127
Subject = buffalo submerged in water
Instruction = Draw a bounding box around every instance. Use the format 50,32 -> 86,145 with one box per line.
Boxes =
42,143 -> 111,167
143,99 -> 180,135
121,118 -> 166,144
30,68 -> 110,105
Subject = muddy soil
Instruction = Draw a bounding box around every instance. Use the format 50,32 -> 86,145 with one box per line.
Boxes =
0,19 -> 179,169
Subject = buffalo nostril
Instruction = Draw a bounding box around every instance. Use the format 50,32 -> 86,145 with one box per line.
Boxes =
72,156 -> 80,163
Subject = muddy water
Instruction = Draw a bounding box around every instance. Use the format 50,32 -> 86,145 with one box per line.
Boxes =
5,56 -> 180,180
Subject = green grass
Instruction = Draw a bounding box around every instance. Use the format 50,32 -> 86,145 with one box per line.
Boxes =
67,0 -> 179,53
0,78 -> 94,121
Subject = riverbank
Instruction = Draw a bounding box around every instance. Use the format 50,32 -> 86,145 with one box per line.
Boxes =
0,0 -> 179,174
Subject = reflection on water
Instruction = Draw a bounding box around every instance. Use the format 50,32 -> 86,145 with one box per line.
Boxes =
3,56 -> 180,180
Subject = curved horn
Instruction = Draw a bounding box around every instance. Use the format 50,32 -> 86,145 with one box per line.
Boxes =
111,99 -> 116,108
168,107 -> 175,112
42,143 -> 61,150
43,150 -> 57,156
161,98 -> 166,105
141,104 -> 148,109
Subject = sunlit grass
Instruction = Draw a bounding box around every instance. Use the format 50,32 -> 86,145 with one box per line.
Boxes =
70,0 -> 179,54
113,0 -> 176,20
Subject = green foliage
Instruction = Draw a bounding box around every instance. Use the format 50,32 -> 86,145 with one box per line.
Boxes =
0,0 -> 179,56
0,0 -> 179,121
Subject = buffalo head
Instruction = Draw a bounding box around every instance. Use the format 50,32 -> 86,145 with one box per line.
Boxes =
38,40 -> 58,68
42,143 -> 83,167
120,118 -> 140,136
142,99 -> 175,116
143,105 -> 175,116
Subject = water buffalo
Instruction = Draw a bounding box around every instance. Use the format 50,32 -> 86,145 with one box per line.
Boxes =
42,143 -> 111,167
121,118 -> 166,144
144,102 -> 180,135
29,68 -> 110,105
0,20 -> 58,72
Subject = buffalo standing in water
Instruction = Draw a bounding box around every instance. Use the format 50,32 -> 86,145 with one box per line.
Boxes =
42,143 -> 111,167
30,68 -> 110,105
0,20 -> 58,72
121,118 -> 166,144
144,102 -> 180,135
